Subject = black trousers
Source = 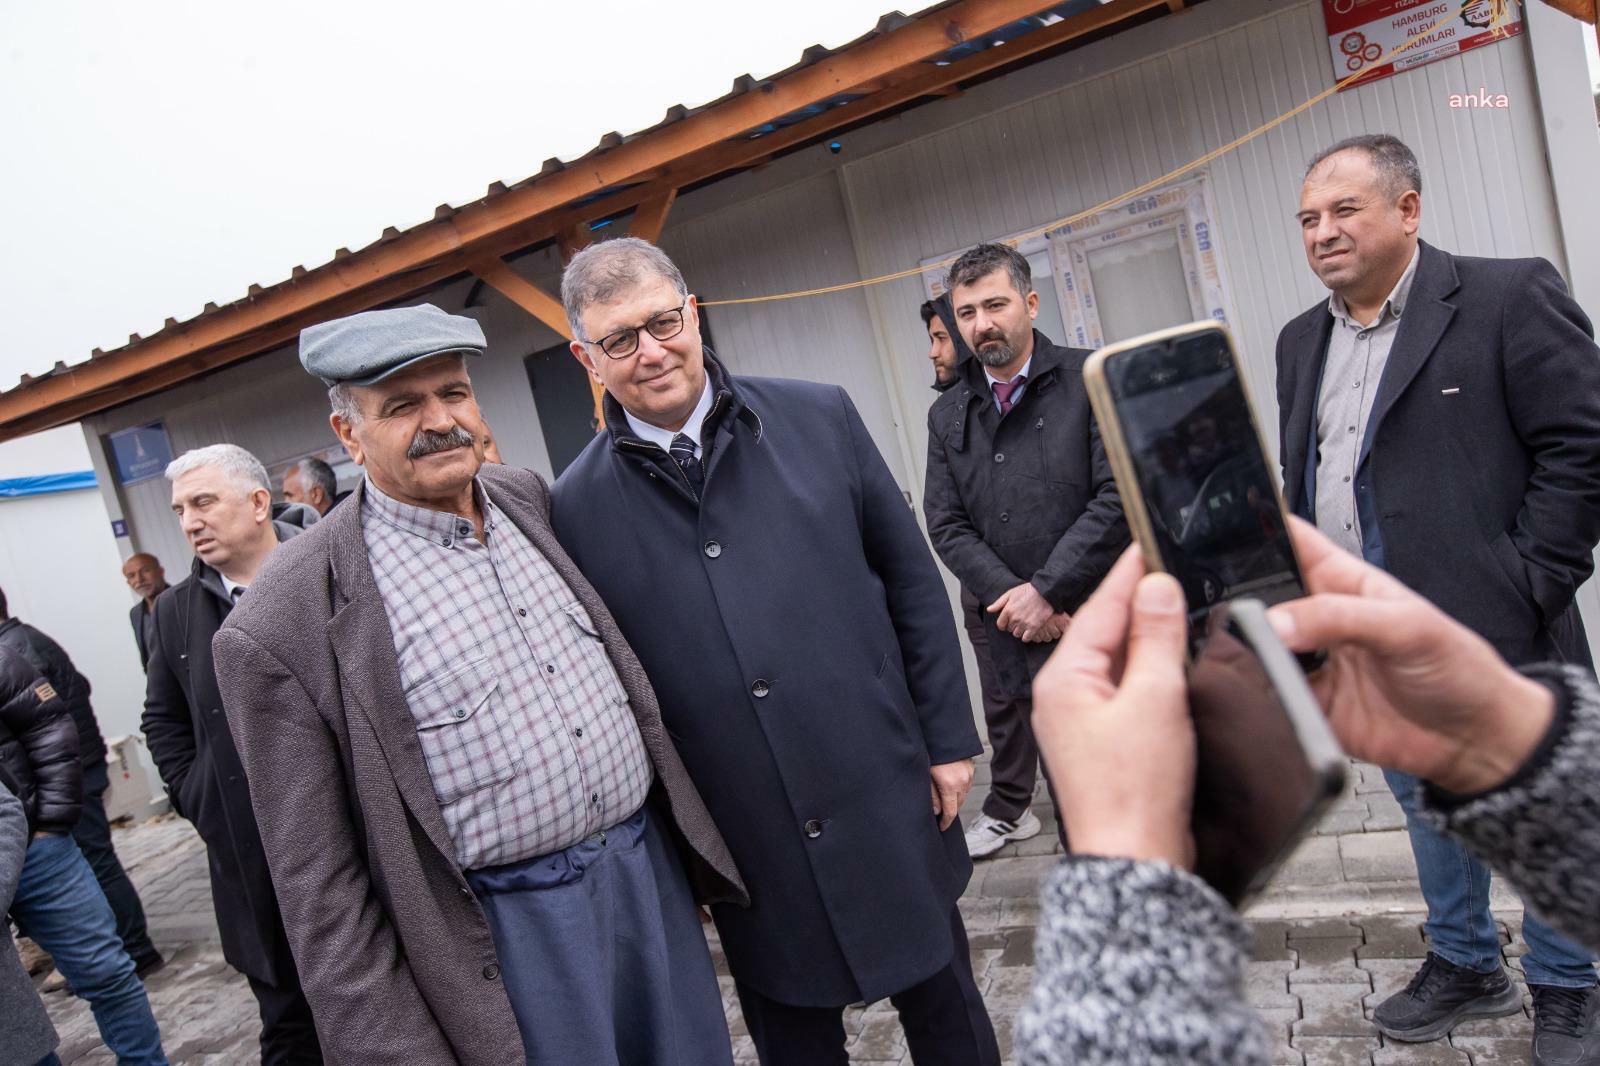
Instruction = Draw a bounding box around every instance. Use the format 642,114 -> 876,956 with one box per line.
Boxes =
70,762 -> 162,971
733,908 -> 1000,1066
246,964 -> 323,1066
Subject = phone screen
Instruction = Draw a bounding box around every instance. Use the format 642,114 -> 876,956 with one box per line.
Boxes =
1188,603 -> 1341,905
1102,328 -> 1304,640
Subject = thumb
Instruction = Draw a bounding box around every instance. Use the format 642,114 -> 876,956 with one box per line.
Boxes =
1122,574 -> 1188,695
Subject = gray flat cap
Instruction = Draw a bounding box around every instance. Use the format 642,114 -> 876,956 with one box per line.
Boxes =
299,304 -> 486,386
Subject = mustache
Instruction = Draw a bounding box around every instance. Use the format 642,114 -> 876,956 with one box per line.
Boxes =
407,425 -> 476,460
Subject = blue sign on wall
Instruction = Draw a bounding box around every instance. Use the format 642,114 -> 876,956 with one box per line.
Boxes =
107,422 -> 174,486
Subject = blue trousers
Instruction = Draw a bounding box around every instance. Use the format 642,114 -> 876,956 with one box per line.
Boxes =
1386,769 -> 1597,988
9,834 -> 168,1064
71,762 -> 161,971
466,807 -> 733,1066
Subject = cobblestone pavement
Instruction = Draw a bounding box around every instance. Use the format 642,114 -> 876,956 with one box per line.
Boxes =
21,759 -> 1553,1065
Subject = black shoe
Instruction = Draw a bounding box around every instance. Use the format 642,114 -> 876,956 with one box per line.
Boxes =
1373,952 -> 1524,1042
1531,984 -> 1600,1065
134,952 -> 166,979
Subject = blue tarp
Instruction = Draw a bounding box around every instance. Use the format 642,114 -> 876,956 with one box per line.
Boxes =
0,470 -> 97,498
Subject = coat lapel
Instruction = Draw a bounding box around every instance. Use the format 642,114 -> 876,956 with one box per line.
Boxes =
1280,310 -> 1333,514
323,487 -> 457,865
1362,242 -> 1459,461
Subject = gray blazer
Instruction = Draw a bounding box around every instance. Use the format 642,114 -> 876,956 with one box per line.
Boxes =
213,464 -> 745,1066
1,785 -> 60,1066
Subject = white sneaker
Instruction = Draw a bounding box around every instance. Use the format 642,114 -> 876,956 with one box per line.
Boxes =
963,809 -> 1042,858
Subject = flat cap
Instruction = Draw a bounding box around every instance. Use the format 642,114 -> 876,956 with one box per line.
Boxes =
299,303 -> 486,386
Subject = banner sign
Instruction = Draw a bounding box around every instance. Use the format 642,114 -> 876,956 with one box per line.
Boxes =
1322,0 -> 1521,89
107,422 -> 174,487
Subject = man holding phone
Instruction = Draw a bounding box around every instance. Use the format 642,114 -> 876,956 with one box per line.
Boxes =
1276,133 -> 1600,1060
924,242 -> 1128,857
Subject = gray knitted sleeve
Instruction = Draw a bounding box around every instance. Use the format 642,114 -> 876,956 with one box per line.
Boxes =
1417,662 -> 1600,955
1017,856 -> 1271,1066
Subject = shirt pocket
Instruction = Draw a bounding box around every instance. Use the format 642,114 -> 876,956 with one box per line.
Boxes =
409,658 -> 521,805
559,603 -> 632,707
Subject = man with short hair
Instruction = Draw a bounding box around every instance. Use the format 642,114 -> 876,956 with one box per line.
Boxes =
212,303 -> 742,1066
122,553 -> 168,671
0,589 -> 162,975
280,457 -> 338,517
923,242 -> 1128,859
4,643 -> 168,1065
1277,132 -> 1600,1062
552,238 -> 996,1066
141,443 -> 322,1065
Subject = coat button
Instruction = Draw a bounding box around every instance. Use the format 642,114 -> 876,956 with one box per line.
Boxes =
1000,512 -> 1010,523
704,541 -> 722,558
751,680 -> 770,698
460,886 -> 473,900
483,963 -> 500,980
994,452 -> 1005,463
804,819 -> 823,838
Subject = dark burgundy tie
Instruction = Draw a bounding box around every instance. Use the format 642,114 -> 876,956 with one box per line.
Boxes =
992,375 -> 1028,416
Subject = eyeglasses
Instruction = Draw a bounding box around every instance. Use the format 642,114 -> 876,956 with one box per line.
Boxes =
590,302 -> 688,359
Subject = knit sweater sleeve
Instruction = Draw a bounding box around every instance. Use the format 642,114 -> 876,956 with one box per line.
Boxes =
1018,856 -> 1272,1066
1417,662 -> 1600,955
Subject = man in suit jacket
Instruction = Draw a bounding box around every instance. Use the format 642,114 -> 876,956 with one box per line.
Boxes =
142,443 -> 321,1065
923,243 -> 1128,858
550,238 -> 996,1066
123,553 -> 168,672
212,304 -> 744,1066
1277,133 -> 1600,1061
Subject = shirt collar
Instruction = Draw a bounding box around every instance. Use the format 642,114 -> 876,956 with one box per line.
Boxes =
622,373 -> 715,456
1328,244 -> 1421,329
984,356 -> 1033,389
363,475 -> 490,550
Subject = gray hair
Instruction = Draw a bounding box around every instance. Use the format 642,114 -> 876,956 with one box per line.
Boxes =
164,443 -> 270,497
946,242 -> 1032,299
328,382 -> 362,425
289,456 -> 337,499
1305,134 -> 1422,200
560,236 -> 688,343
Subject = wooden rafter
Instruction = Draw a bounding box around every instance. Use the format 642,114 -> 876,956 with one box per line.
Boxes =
628,190 -> 678,243
0,0 -> 1172,441
468,258 -> 571,339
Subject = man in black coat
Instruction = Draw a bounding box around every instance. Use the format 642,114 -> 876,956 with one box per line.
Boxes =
1277,133 -> 1600,1060
550,237 -> 997,1066
923,243 -> 1128,858
142,443 -> 322,1065
123,553 -> 169,672
3,644 -> 168,1062
0,590 -> 162,974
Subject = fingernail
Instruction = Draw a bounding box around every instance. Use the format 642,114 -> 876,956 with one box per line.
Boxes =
1135,573 -> 1183,612
1267,607 -> 1297,642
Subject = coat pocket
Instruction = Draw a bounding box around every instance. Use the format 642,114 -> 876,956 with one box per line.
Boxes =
410,658 -> 519,805
1487,532 -> 1537,616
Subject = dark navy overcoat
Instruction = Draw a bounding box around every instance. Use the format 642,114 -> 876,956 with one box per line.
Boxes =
550,359 -> 980,1007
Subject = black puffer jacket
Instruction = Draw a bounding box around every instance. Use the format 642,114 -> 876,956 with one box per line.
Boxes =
0,645 -> 82,834
0,618 -> 106,770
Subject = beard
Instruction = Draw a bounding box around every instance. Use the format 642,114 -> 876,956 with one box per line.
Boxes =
407,425 -> 476,459
972,329 -> 1017,368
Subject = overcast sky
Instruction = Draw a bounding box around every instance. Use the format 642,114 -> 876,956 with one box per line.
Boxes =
1,2 -> 1598,389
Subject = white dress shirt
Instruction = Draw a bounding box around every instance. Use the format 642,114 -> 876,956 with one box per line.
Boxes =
623,375 -> 715,458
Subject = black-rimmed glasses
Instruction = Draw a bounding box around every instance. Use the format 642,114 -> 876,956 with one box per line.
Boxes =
591,302 -> 688,359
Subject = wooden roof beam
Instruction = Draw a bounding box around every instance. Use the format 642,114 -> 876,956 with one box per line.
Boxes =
627,190 -> 678,243
469,258 -> 572,340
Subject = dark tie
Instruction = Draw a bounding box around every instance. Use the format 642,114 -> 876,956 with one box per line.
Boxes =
669,433 -> 703,490
993,375 -> 1028,416
230,586 -> 246,603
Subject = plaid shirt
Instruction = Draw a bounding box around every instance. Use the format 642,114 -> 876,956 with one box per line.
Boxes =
362,477 -> 652,870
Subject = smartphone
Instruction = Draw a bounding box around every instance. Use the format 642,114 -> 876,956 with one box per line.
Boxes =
1188,598 -> 1347,906
1084,321 -> 1313,658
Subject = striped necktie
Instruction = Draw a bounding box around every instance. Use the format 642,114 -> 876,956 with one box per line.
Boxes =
669,433 -> 703,490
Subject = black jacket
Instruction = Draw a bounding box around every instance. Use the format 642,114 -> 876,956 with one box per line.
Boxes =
1277,241 -> 1600,666
130,601 -> 155,672
0,618 -> 106,770
0,645 -> 81,834
142,533 -> 299,983
924,331 -> 1129,697
552,358 -> 981,1007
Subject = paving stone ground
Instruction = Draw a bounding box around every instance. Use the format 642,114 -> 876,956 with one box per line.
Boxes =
18,758 -> 1554,1065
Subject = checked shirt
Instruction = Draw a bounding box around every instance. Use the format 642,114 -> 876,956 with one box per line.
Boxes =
362,477 -> 652,870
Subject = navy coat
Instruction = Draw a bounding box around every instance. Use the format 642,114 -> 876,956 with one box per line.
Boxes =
1277,241 -> 1600,667
551,359 -> 981,1007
